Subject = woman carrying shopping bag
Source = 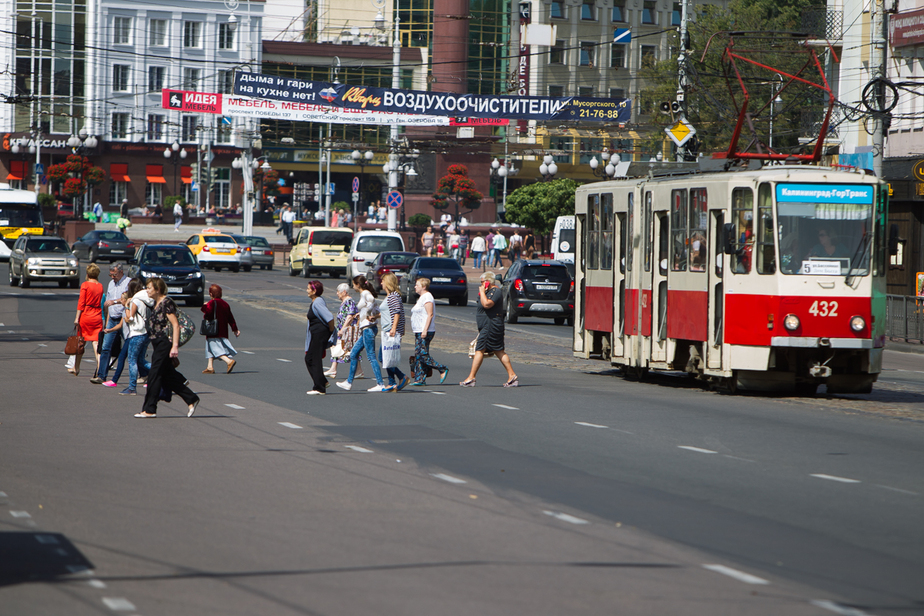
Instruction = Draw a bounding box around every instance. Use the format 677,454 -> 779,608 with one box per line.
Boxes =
379,273 -> 408,392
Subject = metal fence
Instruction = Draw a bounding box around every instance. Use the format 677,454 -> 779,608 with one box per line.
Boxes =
886,295 -> 924,344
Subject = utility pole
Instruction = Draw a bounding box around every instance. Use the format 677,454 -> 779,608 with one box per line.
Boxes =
676,0 -> 690,162
870,0 -> 886,177
387,16 -> 400,232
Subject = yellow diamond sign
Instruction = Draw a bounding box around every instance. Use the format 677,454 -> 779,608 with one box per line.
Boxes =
665,120 -> 696,147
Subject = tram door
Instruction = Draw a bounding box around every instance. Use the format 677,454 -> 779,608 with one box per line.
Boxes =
632,191 -> 654,366
706,209 -> 725,370
650,203 -> 668,363
611,196 -> 625,359
573,213 -> 586,356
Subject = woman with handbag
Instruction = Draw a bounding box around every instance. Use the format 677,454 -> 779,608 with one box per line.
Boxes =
136,277 -> 200,418
200,284 -> 240,374
72,263 -> 104,377
324,283 -> 363,379
379,273 -> 409,392
460,271 -> 518,388
305,280 -> 336,395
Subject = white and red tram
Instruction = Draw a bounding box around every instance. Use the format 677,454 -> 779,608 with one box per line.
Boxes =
572,165 -> 890,393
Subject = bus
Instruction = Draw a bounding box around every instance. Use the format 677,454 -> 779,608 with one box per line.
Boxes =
0,185 -> 43,247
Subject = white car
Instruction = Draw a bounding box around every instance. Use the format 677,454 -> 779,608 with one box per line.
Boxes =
0,240 -> 11,262
346,231 -> 406,280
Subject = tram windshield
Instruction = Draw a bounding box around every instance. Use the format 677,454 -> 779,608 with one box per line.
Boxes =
776,184 -> 873,276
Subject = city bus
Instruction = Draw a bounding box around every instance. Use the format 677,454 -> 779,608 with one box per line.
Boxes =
0,185 -> 43,247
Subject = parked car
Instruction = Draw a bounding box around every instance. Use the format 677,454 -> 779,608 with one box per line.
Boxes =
366,251 -> 419,294
184,232 -> 244,272
499,259 -> 574,325
226,235 -> 256,272
232,235 -> 274,270
400,257 -> 468,306
127,244 -> 205,306
289,227 -> 353,278
346,230 -> 405,280
7,234 -> 80,289
71,230 -> 135,263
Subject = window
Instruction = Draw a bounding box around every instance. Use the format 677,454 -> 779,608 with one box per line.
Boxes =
145,182 -> 163,207
672,2 -> 682,26
642,1 -> 657,24
181,116 -> 197,142
549,85 -> 564,97
549,136 -> 572,164
610,87 -> 625,99
213,168 -> 231,209
218,23 -> 235,50
626,193 -> 634,272
644,192 -> 652,272
183,21 -> 202,48
581,0 -> 597,20
580,42 -> 595,67
183,68 -> 201,91
550,1 -> 565,18
589,194 -> 600,269
549,39 -> 565,64
641,45 -> 657,68
148,66 -> 165,92
147,114 -> 165,141
578,86 -> 594,97
217,70 -> 234,94
612,0 -> 626,22
111,113 -> 130,140
113,16 -> 132,45
216,122 -> 232,143
149,19 -> 167,46
756,183 -> 775,274
689,188 -> 707,272
112,65 -> 130,92
611,44 -> 626,69
671,189 -> 687,271
731,187 -> 754,274
109,182 -> 127,206
601,193 -> 613,270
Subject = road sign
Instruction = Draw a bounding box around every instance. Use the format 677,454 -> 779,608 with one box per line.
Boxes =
352,177 -> 360,192
191,181 -> 199,192
665,119 -> 696,147
352,192 -> 359,202
613,28 -> 631,44
386,191 -> 403,209
35,163 -> 45,175
327,182 -> 335,196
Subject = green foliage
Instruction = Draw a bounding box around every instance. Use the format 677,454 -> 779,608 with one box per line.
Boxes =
37,193 -> 56,208
332,201 -> 349,212
504,178 -> 580,237
408,213 -> 432,228
164,196 -> 186,209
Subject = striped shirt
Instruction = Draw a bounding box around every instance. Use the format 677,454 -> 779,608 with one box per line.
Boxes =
384,292 -> 405,336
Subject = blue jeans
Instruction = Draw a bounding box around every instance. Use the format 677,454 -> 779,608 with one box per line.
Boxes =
111,335 -> 150,389
378,344 -> 406,385
97,316 -> 122,379
485,248 -> 495,268
473,251 -> 484,268
348,326 -> 383,385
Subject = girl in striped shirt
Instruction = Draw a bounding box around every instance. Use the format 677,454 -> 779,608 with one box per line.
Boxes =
379,273 -> 409,392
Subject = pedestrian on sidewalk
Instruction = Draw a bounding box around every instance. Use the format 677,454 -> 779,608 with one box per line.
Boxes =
173,202 -> 184,232
485,229 -> 496,269
304,280 -> 336,395
201,284 -> 240,375
409,278 -> 448,386
458,230 -> 470,266
492,230 -> 508,269
470,232 -> 486,270
336,276 -> 386,392
460,271 -> 518,388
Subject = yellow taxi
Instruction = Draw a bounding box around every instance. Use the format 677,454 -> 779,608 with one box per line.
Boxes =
185,229 -> 244,272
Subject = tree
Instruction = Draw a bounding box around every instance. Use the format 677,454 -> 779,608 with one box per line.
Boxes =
430,164 -> 482,224
504,178 -> 580,237
47,154 -> 106,200
407,213 -> 432,228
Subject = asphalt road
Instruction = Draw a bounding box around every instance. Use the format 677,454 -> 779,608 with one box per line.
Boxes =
1,268 -> 923,616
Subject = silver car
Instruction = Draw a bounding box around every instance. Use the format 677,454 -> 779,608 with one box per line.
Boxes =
230,235 -> 274,271
7,234 -> 80,288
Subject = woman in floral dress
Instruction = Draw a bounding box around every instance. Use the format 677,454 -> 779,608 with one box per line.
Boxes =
325,283 -> 363,379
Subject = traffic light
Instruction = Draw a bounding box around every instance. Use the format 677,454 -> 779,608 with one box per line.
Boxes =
190,162 -> 199,182
209,168 -> 219,184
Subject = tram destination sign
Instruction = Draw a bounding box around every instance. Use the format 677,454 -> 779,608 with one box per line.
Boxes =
233,73 -> 631,123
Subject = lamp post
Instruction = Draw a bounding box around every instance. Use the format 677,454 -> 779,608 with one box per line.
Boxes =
588,148 -> 616,179
351,149 -> 374,231
769,75 -> 784,152
383,151 -> 418,231
65,129 -> 100,216
373,0 -> 401,231
163,140 -> 188,199
489,158 -> 517,217
539,154 -> 558,182
232,154 -> 271,235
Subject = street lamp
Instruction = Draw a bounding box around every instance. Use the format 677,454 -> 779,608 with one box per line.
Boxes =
64,128 -> 101,216
163,140 -> 188,199
490,158 -> 517,217
382,150 -> 418,230
539,154 -> 558,181
769,74 -> 784,152
588,148 -> 616,179
351,149 -> 374,231
232,155 -> 272,232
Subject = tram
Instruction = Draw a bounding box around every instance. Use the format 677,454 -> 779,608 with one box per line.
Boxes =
572,165 -> 891,393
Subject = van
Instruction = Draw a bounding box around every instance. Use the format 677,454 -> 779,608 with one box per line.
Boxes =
347,230 -> 406,280
289,227 -> 354,278
552,215 -> 575,270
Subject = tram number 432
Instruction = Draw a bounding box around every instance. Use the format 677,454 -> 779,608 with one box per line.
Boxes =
808,300 -> 839,317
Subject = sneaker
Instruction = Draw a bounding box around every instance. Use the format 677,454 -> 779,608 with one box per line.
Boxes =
102,380 -> 117,387
411,380 -> 427,387
367,384 -> 385,392
187,398 -> 200,417
440,368 -> 449,384
381,384 -> 396,393
137,376 -> 147,385
306,390 -> 325,395
89,377 -> 103,384
118,388 -> 137,396
133,412 -> 156,418
396,376 -> 409,391
336,381 -> 352,391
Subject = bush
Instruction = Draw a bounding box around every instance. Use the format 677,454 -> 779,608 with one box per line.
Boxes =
408,213 -> 432,228
164,196 -> 186,210
37,193 -> 56,208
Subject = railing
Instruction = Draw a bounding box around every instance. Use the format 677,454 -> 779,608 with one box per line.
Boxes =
886,295 -> 924,344
801,9 -> 843,40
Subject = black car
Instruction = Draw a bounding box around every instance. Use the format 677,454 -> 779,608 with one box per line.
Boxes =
71,230 -> 135,263
499,259 -> 574,325
366,251 -> 419,294
127,244 -> 205,306
400,257 -> 468,306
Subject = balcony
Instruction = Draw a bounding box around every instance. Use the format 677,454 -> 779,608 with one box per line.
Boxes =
801,8 -> 843,41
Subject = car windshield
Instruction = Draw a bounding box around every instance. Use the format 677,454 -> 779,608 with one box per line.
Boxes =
244,237 -> 269,247
357,236 -> 403,253
312,231 -> 352,247
522,265 -> 571,281
204,235 -> 234,244
776,184 -> 874,276
0,205 -> 42,227
26,238 -> 69,253
97,231 -> 128,241
416,258 -> 462,270
142,248 -> 196,266
381,253 -> 417,266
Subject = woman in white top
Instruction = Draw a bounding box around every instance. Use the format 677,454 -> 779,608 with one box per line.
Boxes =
470,233 -> 487,270
336,276 -> 385,392
101,279 -> 152,396
409,278 -> 448,386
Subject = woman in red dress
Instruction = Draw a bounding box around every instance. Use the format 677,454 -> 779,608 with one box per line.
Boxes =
73,263 -> 104,377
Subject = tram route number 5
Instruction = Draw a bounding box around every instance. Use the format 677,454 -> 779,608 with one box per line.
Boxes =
808,300 -> 838,317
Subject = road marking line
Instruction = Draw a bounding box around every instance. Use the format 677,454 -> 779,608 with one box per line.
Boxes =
38,343 -> 47,347
278,422 -> 303,429
543,511 -> 589,525
42,292 -> 55,296
224,404 -> 245,410
102,597 -> 137,611
10,511 -> 31,518
723,454 -> 755,462
242,350 -> 255,354
429,391 -> 446,395
811,474 -> 861,484
276,358 -> 292,363
810,599 -> 873,615
0,491 -> 7,498
876,484 -> 918,495
345,445 -> 374,453
88,579 -> 107,589
431,473 -> 467,484
702,564 -> 769,585
678,446 -> 718,454
574,422 -> 608,429
493,404 -> 519,410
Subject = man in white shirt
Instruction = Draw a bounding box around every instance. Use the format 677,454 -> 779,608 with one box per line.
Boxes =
91,263 -> 131,384
173,202 -> 184,232
281,206 -> 297,243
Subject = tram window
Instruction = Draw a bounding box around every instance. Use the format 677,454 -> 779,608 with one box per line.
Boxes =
874,187 -> 887,276
644,192 -> 652,272
626,193 -> 634,272
756,183 -> 776,274
689,188 -> 707,272
714,211 -> 724,279
601,193 -> 613,270
731,188 -> 754,274
617,212 -> 627,274
588,194 -> 600,270
658,213 -> 669,275
670,189 -> 687,271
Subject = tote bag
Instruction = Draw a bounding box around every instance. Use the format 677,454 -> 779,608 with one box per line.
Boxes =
381,332 -> 401,368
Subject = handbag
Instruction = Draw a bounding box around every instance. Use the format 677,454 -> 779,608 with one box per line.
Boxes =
468,337 -> 494,358
381,332 -> 401,368
64,325 -> 85,355
330,341 -> 345,358
165,305 -> 196,347
200,302 -> 218,337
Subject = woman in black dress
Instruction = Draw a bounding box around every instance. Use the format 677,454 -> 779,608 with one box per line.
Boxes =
460,271 -> 518,387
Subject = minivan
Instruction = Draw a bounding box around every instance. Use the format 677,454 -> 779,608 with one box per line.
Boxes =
289,227 -> 354,278
347,231 -> 406,280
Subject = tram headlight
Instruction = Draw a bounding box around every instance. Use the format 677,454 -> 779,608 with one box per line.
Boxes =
783,314 -> 800,331
850,315 -> 866,332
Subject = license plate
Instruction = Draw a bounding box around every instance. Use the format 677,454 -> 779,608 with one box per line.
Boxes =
168,286 -> 183,293
535,284 -> 558,290
433,277 -> 451,283
531,304 -> 562,312
325,250 -> 340,255
395,272 -> 405,277
45,270 -> 63,276
110,249 -> 124,254
213,249 -> 230,254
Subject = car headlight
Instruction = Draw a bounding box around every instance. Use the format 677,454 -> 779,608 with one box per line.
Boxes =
27,257 -> 39,266
190,271 -> 203,279
850,315 -> 866,332
141,270 -> 156,278
67,259 -> 77,267
783,314 -> 800,331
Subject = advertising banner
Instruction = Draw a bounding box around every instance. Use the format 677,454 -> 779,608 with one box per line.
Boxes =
890,7 -> 924,48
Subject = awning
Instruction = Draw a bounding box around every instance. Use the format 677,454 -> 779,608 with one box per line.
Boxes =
145,164 -> 166,184
180,166 -> 192,184
110,163 -> 130,182
6,160 -> 27,181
